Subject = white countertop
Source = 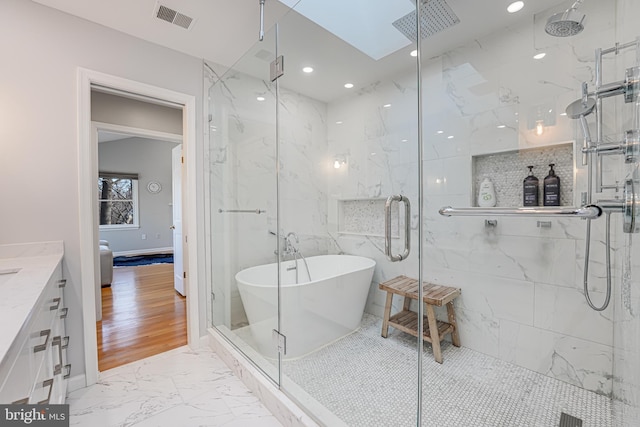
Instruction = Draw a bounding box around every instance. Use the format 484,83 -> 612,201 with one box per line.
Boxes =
0,241 -> 64,365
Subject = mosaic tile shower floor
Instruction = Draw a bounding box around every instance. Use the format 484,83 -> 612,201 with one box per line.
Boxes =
282,314 -> 611,427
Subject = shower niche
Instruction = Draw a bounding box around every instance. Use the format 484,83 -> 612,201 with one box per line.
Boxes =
335,198 -> 400,237
471,143 -> 575,207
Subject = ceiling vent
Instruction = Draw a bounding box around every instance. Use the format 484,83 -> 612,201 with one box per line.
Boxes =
154,2 -> 195,30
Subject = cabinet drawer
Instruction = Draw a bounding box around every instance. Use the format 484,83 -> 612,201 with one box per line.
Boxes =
29,348 -> 54,405
0,334 -> 33,404
27,280 -> 58,385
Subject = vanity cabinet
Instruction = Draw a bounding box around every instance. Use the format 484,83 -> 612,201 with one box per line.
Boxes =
0,260 -> 69,404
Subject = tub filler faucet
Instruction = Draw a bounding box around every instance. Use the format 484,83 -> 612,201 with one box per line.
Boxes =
268,230 -> 312,283
284,232 -> 299,255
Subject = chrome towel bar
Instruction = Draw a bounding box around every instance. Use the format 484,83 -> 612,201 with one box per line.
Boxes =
438,205 -> 602,219
218,209 -> 265,214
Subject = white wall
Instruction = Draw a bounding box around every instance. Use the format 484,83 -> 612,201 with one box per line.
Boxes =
98,137 -> 179,253
0,0 -> 206,378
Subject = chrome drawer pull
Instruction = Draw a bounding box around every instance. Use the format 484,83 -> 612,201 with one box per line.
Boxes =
37,379 -> 54,404
59,307 -> 68,319
12,397 -> 29,404
50,298 -> 61,310
57,279 -> 67,288
63,364 -> 71,379
62,336 -> 69,349
34,329 -> 51,353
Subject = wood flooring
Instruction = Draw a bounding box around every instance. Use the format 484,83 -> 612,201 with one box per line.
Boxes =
97,263 -> 187,371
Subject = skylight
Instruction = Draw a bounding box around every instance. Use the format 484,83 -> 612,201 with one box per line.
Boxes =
278,0 -> 415,60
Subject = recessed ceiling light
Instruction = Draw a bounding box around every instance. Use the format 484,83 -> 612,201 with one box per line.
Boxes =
401,139 -> 408,142
507,1 -> 524,13
436,130 -> 444,134
256,96 -> 265,102
302,66 -> 314,73
344,83 -> 354,89
560,112 -> 567,116
410,50 -> 418,57
383,104 -> 391,108
497,125 -> 506,128
533,52 -> 546,60
336,121 -> 343,124
447,135 -> 454,139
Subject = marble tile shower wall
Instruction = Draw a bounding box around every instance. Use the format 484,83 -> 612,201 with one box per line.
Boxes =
210,71 -> 329,328
326,0 -> 624,397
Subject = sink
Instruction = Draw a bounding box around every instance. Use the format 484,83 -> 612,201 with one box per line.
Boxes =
0,268 -> 21,286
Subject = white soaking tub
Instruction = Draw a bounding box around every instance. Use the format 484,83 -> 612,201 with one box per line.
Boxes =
235,255 -> 376,359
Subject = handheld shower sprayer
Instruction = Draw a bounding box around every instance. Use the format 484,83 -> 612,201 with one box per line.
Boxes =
566,82 -> 596,166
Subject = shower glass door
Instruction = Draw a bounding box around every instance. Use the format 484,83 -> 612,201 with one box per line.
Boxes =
208,26 -> 281,383
275,2 -> 423,425
420,0 -> 639,425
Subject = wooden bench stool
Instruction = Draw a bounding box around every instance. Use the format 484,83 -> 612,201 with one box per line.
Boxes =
379,275 -> 461,363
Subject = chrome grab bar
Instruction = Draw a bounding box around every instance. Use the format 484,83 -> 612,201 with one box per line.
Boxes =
385,195 -> 411,262
218,209 -> 265,214
439,205 -> 603,219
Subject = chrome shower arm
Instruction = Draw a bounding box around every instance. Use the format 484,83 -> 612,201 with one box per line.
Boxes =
258,0 -> 265,42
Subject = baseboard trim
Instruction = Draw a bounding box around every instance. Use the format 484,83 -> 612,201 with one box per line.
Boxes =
112,247 -> 173,257
67,374 -> 87,394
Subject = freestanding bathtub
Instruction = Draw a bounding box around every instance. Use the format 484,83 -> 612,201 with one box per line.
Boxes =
235,254 -> 376,359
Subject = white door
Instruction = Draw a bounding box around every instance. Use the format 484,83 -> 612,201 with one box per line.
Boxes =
172,145 -> 185,296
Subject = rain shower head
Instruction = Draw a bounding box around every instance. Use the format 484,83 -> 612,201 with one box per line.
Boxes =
545,0 -> 586,37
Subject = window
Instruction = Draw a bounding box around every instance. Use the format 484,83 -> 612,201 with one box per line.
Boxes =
98,172 -> 139,229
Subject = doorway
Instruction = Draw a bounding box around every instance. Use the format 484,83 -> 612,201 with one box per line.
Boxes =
78,69 -> 200,388
94,122 -> 186,371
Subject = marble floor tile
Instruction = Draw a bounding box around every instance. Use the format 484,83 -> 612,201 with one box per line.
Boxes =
67,346 -> 283,427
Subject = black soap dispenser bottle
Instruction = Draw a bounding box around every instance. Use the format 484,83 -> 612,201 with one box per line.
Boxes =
544,163 -> 560,206
523,166 -> 539,206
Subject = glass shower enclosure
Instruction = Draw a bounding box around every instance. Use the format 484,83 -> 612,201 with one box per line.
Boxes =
207,0 -> 640,425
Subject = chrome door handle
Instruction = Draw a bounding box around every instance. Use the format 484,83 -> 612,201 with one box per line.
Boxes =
385,195 -> 411,262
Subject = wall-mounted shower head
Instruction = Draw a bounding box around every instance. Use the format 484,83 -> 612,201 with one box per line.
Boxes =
545,0 -> 586,37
